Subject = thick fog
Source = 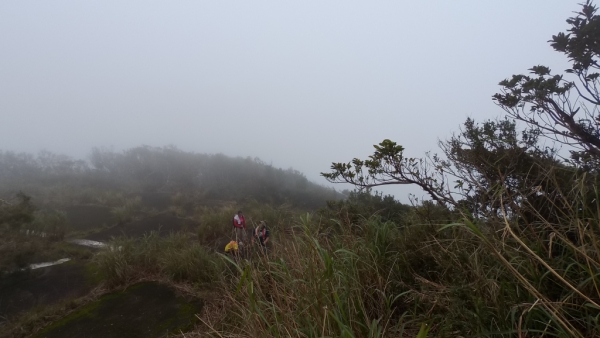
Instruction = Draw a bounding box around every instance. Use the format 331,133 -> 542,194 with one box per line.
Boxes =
0,1 -> 577,200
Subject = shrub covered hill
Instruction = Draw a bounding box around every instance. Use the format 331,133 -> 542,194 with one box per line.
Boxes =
0,146 -> 342,210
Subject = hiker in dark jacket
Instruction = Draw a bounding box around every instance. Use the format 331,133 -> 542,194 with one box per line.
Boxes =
252,221 -> 270,248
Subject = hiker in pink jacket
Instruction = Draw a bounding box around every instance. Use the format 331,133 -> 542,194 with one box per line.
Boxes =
232,210 -> 247,242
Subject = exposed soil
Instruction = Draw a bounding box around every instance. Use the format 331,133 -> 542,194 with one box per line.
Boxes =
35,282 -> 202,338
0,260 -> 95,321
86,213 -> 198,241
64,205 -> 113,231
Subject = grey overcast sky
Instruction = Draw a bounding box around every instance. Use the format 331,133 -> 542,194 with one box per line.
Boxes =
0,1 -> 579,200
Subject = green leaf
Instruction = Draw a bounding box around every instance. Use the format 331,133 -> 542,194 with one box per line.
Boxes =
416,323 -> 429,338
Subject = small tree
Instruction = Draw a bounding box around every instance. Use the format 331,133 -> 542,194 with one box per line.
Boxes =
321,139 -> 454,205
321,118 -> 571,223
493,0 -> 600,171
323,1 -> 600,221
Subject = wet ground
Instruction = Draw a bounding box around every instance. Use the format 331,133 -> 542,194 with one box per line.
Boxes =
0,260 -> 96,321
34,282 -> 202,338
66,239 -> 107,249
1,209 -> 203,336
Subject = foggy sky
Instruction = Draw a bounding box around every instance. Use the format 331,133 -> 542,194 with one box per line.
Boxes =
0,1 -> 578,200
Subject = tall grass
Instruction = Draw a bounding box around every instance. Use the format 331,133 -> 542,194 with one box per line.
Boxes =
191,185 -> 600,337
95,232 -> 221,287
198,216 -> 450,337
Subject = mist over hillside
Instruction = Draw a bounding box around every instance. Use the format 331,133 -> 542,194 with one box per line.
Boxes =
0,146 -> 343,209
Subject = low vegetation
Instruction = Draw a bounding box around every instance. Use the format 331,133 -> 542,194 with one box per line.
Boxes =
95,232 -> 221,287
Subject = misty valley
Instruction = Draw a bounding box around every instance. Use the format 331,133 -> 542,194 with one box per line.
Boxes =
0,146 -> 345,337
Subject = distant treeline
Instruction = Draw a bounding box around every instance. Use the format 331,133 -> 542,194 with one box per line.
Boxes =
0,146 -> 343,209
